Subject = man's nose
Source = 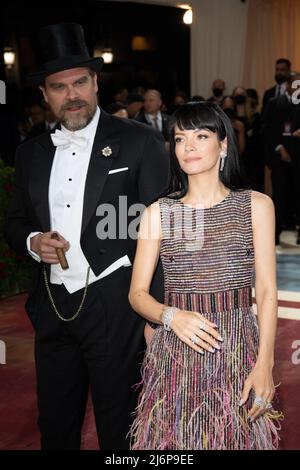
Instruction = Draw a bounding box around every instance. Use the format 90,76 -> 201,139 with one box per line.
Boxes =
66,85 -> 78,100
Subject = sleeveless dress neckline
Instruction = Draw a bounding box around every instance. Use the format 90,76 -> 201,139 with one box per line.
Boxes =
177,189 -> 232,210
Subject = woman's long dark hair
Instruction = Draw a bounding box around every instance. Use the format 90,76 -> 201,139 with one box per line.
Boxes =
165,101 -> 250,199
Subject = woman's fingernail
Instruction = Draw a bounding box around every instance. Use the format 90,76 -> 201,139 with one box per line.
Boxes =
238,399 -> 244,406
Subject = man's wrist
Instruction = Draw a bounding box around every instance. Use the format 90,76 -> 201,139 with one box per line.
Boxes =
30,233 -> 41,253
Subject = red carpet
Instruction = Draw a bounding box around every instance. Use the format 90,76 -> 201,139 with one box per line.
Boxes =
0,293 -> 300,450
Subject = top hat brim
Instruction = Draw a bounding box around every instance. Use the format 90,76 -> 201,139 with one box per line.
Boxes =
28,56 -> 104,86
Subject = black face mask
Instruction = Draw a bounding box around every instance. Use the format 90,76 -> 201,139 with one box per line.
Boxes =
275,74 -> 286,85
234,95 -> 246,105
213,87 -> 223,98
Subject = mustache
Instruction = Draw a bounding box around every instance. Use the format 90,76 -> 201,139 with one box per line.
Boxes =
61,100 -> 88,111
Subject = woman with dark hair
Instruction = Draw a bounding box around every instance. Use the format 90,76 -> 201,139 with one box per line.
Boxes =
128,102 -> 282,449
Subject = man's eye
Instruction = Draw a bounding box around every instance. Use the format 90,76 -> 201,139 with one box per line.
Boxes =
75,79 -> 87,86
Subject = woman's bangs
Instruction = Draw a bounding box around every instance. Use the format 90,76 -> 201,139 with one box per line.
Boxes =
174,103 -> 222,135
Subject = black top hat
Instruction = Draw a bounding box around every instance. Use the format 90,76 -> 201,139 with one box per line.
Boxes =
28,23 -> 104,85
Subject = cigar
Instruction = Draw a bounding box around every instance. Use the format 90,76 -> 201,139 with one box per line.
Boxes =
51,232 -> 69,270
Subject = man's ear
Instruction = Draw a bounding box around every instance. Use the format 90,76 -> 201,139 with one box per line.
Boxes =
93,74 -> 98,94
39,85 -> 48,104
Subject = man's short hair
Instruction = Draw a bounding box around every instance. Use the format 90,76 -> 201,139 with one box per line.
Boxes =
276,58 -> 291,70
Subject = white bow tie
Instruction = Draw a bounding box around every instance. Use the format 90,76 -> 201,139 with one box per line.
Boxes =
51,129 -> 89,149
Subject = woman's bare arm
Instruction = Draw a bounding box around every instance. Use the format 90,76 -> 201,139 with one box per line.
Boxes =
129,201 -> 223,353
240,191 -> 278,420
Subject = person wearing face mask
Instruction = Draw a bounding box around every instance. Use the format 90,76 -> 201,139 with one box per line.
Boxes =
243,89 -> 264,191
262,58 -> 291,116
221,95 -> 246,157
232,87 -> 249,157
207,79 -> 226,104
233,87 -> 248,117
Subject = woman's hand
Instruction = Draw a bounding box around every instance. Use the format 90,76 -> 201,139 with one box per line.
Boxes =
170,309 -> 223,354
239,364 -> 275,421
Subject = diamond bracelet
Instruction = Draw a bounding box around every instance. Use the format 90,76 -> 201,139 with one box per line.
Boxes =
161,306 -> 179,331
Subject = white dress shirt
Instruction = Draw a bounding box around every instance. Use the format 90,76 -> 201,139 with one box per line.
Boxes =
26,106 -> 131,293
145,111 -> 163,131
276,83 -> 286,97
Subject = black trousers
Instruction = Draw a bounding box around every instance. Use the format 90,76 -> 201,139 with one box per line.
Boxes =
271,159 -> 296,242
32,266 -> 145,450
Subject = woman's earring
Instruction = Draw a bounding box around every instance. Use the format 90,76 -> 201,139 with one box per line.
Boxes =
220,152 -> 227,172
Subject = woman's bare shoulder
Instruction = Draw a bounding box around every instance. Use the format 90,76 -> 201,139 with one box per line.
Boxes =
251,191 -> 275,222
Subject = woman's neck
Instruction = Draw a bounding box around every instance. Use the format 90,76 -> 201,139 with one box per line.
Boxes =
182,174 -> 229,208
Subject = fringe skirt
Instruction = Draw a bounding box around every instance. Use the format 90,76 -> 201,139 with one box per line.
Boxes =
130,302 -> 283,450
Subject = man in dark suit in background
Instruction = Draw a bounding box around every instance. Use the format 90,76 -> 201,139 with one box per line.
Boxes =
135,89 -> 171,142
4,23 -> 170,450
263,71 -> 300,246
262,58 -> 291,116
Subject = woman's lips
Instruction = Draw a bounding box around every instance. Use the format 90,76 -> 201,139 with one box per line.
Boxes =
184,157 -> 203,163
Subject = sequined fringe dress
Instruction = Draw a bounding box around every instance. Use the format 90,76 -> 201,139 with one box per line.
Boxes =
130,190 -> 283,450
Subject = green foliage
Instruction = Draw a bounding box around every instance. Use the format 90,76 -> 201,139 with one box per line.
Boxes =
0,159 -> 32,297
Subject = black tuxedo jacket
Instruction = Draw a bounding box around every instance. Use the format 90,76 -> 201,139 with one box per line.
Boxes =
262,86 -> 277,116
4,109 -> 170,298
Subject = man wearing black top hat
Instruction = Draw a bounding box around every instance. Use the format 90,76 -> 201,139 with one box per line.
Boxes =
4,23 -> 170,450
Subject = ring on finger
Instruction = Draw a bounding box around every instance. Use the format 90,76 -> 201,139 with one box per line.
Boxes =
191,334 -> 197,344
199,320 -> 207,331
254,396 -> 266,408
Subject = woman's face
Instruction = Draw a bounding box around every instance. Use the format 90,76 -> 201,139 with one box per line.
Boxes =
233,87 -> 246,98
174,125 -> 227,175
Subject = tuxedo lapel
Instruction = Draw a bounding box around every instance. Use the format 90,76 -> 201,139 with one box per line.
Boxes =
81,110 -> 120,235
28,135 -> 56,232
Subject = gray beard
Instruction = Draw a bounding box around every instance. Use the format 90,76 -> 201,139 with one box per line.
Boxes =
61,103 -> 97,131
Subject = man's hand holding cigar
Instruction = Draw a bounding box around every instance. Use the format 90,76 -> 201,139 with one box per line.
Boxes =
30,232 -> 70,267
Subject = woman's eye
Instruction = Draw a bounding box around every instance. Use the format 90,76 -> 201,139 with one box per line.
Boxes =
197,134 -> 208,139
175,137 -> 183,143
